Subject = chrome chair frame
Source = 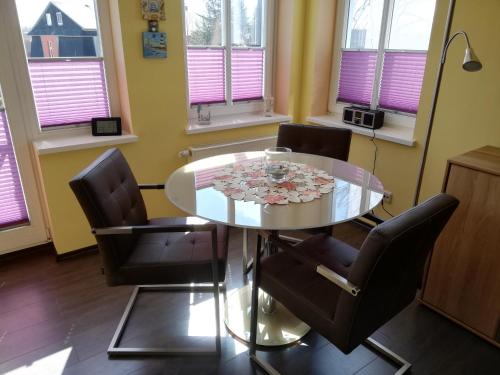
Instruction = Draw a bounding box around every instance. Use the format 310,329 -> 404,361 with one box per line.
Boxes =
93,223 -> 223,357
249,232 -> 411,375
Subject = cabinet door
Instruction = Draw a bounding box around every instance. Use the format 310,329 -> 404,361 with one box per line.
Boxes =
423,164 -> 500,339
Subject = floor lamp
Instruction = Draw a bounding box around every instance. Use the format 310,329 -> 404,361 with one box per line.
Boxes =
413,0 -> 482,206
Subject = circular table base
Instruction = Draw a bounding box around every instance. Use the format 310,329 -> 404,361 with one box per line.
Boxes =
224,284 -> 310,347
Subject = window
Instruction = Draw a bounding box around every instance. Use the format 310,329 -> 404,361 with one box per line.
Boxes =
15,0 -> 111,129
184,0 -> 273,116
56,11 -> 63,26
45,13 -> 52,26
332,0 -> 436,115
0,88 -> 29,229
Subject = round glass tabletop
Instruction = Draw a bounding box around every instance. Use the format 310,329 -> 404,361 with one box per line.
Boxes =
165,151 -> 384,230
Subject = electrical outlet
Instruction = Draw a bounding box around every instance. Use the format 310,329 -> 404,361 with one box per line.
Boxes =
383,191 -> 393,203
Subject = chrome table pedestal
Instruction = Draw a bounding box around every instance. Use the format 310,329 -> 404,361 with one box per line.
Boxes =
224,284 -> 310,346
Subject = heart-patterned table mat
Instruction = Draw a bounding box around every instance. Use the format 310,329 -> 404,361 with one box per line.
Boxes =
211,160 -> 335,204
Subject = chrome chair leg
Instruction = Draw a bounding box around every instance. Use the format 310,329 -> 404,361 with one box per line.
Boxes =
249,337 -> 412,375
108,284 -> 223,357
364,337 -> 412,375
249,231 -> 281,374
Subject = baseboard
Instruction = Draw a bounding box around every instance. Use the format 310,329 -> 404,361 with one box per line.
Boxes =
0,242 -> 55,263
56,245 -> 98,262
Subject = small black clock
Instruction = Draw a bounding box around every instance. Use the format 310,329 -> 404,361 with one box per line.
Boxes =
91,117 -> 122,136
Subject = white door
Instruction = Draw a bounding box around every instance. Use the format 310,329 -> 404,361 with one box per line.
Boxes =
0,1 -> 49,254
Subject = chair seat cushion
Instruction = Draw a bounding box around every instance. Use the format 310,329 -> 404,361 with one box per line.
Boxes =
261,252 -> 342,320
259,234 -> 359,343
293,233 -> 359,276
117,217 -> 228,285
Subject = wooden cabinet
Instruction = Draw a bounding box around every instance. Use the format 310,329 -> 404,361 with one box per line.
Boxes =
421,146 -> 500,347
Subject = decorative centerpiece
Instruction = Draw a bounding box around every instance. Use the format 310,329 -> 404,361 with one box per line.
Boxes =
265,147 -> 291,183
211,158 -> 335,205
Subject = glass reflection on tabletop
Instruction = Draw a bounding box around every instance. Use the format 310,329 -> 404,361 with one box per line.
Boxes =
166,152 -> 384,230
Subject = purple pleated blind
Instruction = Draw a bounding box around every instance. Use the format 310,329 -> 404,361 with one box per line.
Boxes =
0,110 -> 29,229
28,59 -> 110,128
379,51 -> 427,114
187,47 -> 226,105
231,48 -> 264,102
337,50 -> 377,106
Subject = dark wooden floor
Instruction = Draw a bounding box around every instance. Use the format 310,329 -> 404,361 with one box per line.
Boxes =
0,223 -> 499,375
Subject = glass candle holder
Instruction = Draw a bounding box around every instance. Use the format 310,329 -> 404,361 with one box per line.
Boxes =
264,96 -> 274,117
265,147 -> 291,184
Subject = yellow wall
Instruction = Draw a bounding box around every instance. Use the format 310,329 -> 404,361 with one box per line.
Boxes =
417,0 -> 500,201
299,0 -> 425,216
299,0 -> 500,216
38,0 -> 293,254
37,0 -> 500,254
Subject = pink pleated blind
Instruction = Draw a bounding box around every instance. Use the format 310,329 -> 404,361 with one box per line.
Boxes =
0,110 -> 29,229
231,48 -> 264,102
28,59 -> 110,128
337,50 -> 377,106
187,47 -> 226,105
378,51 -> 427,114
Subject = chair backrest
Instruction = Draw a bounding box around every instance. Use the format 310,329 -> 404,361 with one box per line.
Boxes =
69,148 -> 148,281
332,193 -> 459,353
276,123 -> 352,161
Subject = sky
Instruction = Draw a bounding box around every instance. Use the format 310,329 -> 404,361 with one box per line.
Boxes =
346,0 -> 436,50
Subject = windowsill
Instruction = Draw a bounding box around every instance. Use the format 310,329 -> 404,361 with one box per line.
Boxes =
33,127 -> 138,155
186,113 -> 292,134
307,113 -> 416,147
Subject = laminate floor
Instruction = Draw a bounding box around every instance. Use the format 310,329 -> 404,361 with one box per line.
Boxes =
0,223 -> 498,375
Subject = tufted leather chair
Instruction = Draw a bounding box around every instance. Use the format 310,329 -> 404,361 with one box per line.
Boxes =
277,123 -> 352,161
250,193 -> 459,374
70,148 -> 228,356
271,123 -> 353,241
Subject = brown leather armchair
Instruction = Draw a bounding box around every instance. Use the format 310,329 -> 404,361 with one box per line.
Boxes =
250,193 -> 459,374
243,124 -> 354,273
279,123 -> 354,235
69,148 -> 228,357
278,122 -> 385,224
277,123 -> 352,161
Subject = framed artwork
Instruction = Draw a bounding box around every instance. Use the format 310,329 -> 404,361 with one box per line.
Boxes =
141,0 -> 165,20
143,32 -> 167,58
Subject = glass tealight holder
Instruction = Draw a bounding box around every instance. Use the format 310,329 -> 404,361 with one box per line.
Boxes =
264,96 -> 274,117
265,147 -> 291,184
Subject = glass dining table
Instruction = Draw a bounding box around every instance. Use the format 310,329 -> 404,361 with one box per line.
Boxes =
166,151 -> 384,347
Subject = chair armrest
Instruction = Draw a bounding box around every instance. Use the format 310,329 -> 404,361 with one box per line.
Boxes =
92,223 -> 217,235
138,184 -> 165,190
316,265 -> 361,296
271,236 -> 361,297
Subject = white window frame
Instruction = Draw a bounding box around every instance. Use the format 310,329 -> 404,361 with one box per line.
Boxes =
183,0 -> 275,120
4,0 -> 122,139
56,11 -> 63,26
328,0 -> 431,127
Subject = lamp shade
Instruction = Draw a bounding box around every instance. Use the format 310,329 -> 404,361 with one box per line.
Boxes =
463,47 -> 482,72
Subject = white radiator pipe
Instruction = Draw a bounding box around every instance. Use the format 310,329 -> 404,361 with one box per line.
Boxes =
178,136 -> 277,160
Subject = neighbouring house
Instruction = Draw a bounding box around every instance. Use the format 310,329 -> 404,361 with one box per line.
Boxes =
28,1 -> 99,58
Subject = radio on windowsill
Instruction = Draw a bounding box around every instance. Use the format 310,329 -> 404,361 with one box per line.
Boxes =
342,106 -> 384,130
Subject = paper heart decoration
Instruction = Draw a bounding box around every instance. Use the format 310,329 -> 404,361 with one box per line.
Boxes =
211,160 -> 335,205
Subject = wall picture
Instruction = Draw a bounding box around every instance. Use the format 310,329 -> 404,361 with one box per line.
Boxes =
143,32 -> 167,58
141,0 -> 165,20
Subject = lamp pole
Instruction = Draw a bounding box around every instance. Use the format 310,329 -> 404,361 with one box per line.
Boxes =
413,0 -> 456,206
413,0 -> 482,206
